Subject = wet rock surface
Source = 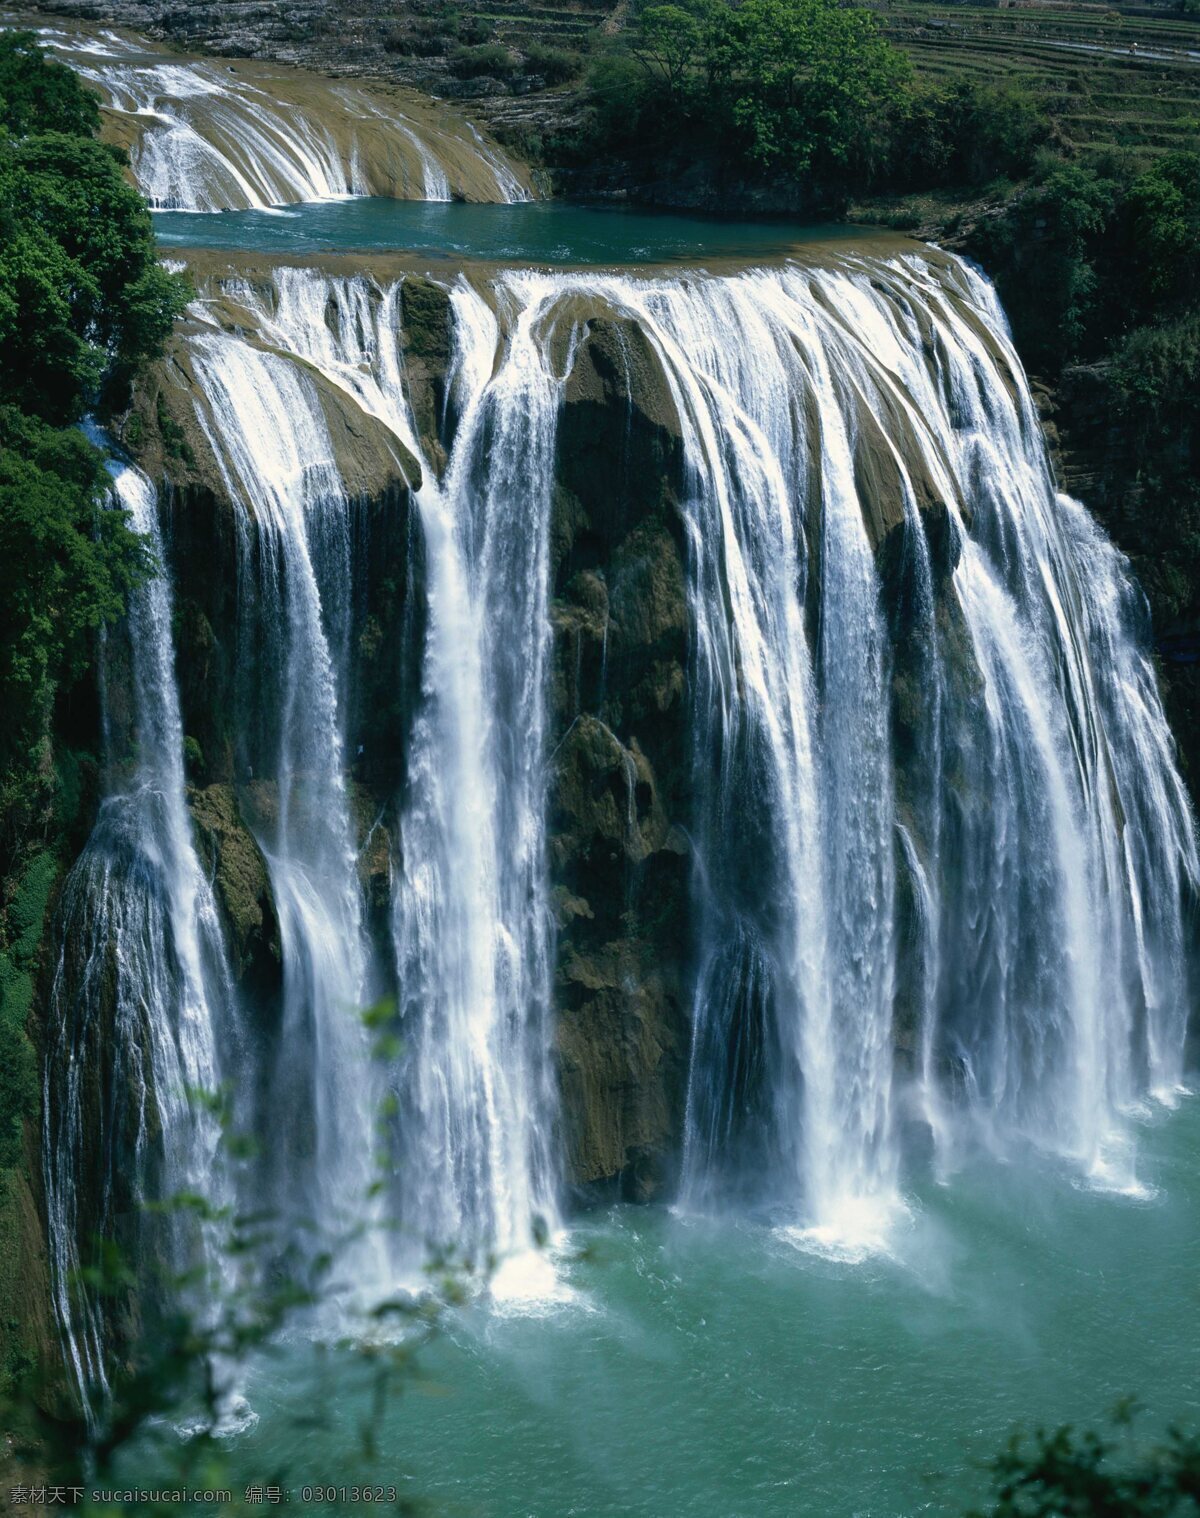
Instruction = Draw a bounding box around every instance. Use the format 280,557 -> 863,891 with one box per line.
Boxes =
548,316 -> 692,1199
1039,368 -> 1200,804
188,783 -> 280,990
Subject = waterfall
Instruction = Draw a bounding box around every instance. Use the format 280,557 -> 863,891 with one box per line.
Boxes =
341,89 -> 452,203
817,253 -> 1198,1189
39,25 -> 535,210
44,446 -> 230,1418
626,255 -> 1195,1219
570,270 -> 905,1250
186,333 -> 386,1287
465,121 -> 535,205
45,246 -> 1197,1400
135,89 -> 358,214
214,268 -> 564,1285
390,279 -> 561,1275
206,252 -> 1194,1229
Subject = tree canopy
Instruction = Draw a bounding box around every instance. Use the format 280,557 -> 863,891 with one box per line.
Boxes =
0,408 -> 151,776
0,32 -> 185,818
0,29 -> 99,138
706,0 -> 908,172
628,0 -> 908,173
970,1416 -> 1200,1518
0,36 -> 187,425
583,0 -> 1045,200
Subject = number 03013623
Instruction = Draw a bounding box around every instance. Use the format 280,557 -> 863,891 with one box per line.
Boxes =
299,1488 -> 400,1505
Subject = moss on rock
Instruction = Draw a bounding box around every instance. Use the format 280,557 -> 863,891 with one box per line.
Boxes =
0,847 -> 75,1416
0,1165 -> 60,1411
557,945 -> 687,1201
188,783 -> 281,991
399,276 -> 453,471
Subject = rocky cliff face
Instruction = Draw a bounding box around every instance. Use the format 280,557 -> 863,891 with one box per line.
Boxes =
549,317 -> 692,1201
1036,369 -> 1200,805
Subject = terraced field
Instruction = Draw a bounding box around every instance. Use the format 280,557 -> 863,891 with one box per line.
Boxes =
469,0 -> 603,47
878,2 -> 1200,158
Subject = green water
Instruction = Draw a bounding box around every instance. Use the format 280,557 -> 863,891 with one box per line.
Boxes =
211,1103 -> 1200,1518
152,198 -> 863,264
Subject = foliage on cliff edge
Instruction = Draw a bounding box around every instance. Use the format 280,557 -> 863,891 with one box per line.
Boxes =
0,29 -> 186,807
567,0 -> 1046,207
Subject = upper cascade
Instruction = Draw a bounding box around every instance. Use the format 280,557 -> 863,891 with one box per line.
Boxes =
35,22 -> 536,209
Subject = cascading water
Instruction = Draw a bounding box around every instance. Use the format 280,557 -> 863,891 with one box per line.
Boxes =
197,250 -> 1198,1229
812,254 -> 1198,1190
185,333 -> 386,1287
45,244 -> 1197,1405
43,445 -> 230,1417
620,255 -> 1196,1225
572,269 -> 907,1249
37,24 -> 535,209
343,89 -> 452,203
464,121 -> 534,205
390,280 -> 562,1278
216,268 -> 564,1286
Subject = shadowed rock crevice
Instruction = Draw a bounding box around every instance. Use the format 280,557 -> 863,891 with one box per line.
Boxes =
548,316 -> 692,1200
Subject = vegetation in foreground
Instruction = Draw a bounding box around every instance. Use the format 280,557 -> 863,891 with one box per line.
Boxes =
970,1410 -> 1200,1517
1,1062 -> 454,1516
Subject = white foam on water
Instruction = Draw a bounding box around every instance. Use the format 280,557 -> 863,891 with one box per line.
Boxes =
777,1192 -> 912,1266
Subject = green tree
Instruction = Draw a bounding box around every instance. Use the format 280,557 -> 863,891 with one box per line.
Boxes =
971,164 -> 1118,369
633,1 -> 710,105
0,220 -> 101,425
0,29 -> 99,137
935,81 -> 1046,186
587,0 -> 1062,196
0,28 -> 187,802
1123,152 -> 1200,307
1100,313 -> 1200,626
0,30 -> 185,868
0,133 -> 188,423
584,52 -> 654,151
969,1414 -> 1200,1517
0,408 -> 152,776
705,0 -> 909,175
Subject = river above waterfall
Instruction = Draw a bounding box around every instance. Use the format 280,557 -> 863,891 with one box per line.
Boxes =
152,198 -> 863,263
